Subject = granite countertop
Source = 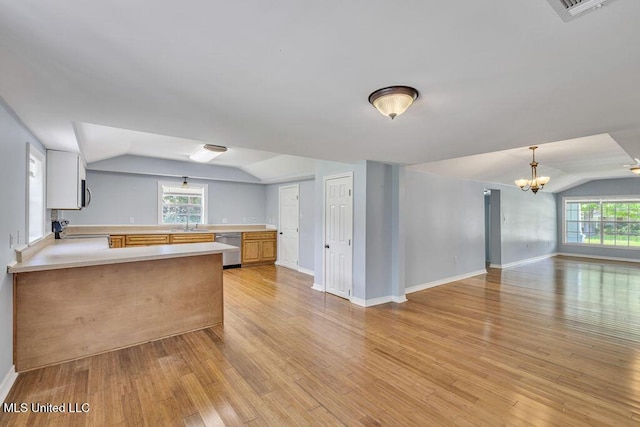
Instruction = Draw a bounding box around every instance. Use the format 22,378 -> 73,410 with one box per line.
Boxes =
8,237 -> 239,274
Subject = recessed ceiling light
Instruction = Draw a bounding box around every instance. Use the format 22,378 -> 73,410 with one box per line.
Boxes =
189,144 -> 228,163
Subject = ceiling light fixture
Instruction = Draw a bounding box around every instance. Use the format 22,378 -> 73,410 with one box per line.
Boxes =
567,0 -> 608,16
631,166 -> 640,176
189,144 -> 228,163
515,146 -> 550,194
368,86 -> 418,119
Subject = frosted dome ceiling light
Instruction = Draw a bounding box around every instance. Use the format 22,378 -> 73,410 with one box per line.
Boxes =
189,144 -> 228,163
368,86 -> 419,120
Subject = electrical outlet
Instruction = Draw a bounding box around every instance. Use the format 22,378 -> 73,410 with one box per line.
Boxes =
222,218 -> 228,224
129,217 -> 135,224
242,218 -> 247,224
252,218 -> 257,223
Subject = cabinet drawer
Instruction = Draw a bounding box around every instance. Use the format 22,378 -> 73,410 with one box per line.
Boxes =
125,234 -> 170,246
169,233 -> 215,244
242,231 -> 277,240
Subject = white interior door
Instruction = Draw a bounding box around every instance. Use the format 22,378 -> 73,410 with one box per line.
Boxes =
324,174 -> 353,299
278,185 -> 299,270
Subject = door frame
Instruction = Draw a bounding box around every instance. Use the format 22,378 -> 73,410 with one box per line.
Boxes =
322,172 -> 353,298
277,184 -> 300,270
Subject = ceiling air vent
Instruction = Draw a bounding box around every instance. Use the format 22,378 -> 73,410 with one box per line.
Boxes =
546,0 -> 613,22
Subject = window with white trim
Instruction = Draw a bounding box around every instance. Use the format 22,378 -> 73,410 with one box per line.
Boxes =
158,181 -> 208,225
28,145 -> 46,243
564,198 -> 640,248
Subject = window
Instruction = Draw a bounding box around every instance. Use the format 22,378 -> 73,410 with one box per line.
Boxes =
564,198 -> 640,248
158,181 -> 207,225
28,144 -> 46,243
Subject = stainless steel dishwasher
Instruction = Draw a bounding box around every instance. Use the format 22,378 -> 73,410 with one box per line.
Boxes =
215,232 -> 242,268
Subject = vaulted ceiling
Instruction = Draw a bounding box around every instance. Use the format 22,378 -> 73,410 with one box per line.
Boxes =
1,1 -> 639,186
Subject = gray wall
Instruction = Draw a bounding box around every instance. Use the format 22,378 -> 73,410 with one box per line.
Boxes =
65,170 -> 266,225
364,162 -> 393,299
0,98 -> 47,378
265,179 -> 315,271
404,170 -> 486,288
489,190 -> 502,266
556,177 -> 640,260
484,183 -> 557,266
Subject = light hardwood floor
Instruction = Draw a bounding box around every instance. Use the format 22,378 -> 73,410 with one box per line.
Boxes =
1,256 -> 639,426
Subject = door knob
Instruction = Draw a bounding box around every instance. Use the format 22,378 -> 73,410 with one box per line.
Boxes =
279,232 -> 283,235
324,244 -> 330,249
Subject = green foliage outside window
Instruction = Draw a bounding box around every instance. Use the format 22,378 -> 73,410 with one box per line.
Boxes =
161,185 -> 205,224
565,200 -> 640,247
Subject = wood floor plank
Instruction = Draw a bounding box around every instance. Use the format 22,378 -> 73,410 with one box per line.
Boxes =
2,256 -> 640,426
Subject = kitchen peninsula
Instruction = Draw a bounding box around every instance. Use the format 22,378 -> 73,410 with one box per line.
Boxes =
8,236 -> 238,372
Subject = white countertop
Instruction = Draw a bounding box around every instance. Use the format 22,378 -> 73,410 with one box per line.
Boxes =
65,224 -> 276,235
8,237 -> 239,274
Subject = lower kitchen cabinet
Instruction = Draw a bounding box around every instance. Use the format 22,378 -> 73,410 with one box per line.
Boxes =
241,231 -> 277,265
109,233 -> 214,248
169,233 -> 214,244
109,235 -> 125,248
125,234 -> 170,246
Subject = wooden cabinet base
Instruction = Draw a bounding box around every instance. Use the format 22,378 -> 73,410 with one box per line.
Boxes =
241,231 -> 277,265
13,254 -> 223,372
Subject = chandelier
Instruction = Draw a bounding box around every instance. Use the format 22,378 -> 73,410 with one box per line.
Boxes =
514,146 -> 550,194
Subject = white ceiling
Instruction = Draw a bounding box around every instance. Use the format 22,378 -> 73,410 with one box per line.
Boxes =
408,134 -> 637,192
74,122 -> 315,181
1,1 -> 640,188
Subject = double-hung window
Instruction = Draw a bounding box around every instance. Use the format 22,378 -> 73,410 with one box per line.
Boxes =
564,197 -> 640,248
158,181 -> 208,225
28,144 -> 46,243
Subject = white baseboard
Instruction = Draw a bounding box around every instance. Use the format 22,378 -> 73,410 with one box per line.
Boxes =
557,252 -> 640,264
311,283 -> 324,292
405,269 -> 488,295
276,261 -> 315,277
391,295 -> 408,303
0,365 -> 17,403
350,294 -> 407,307
490,253 -> 557,270
297,266 -> 315,276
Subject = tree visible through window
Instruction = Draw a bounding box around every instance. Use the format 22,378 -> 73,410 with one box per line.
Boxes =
565,199 -> 640,247
158,182 -> 207,225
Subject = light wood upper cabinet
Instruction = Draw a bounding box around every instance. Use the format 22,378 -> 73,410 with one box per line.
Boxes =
241,231 -> 277,265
